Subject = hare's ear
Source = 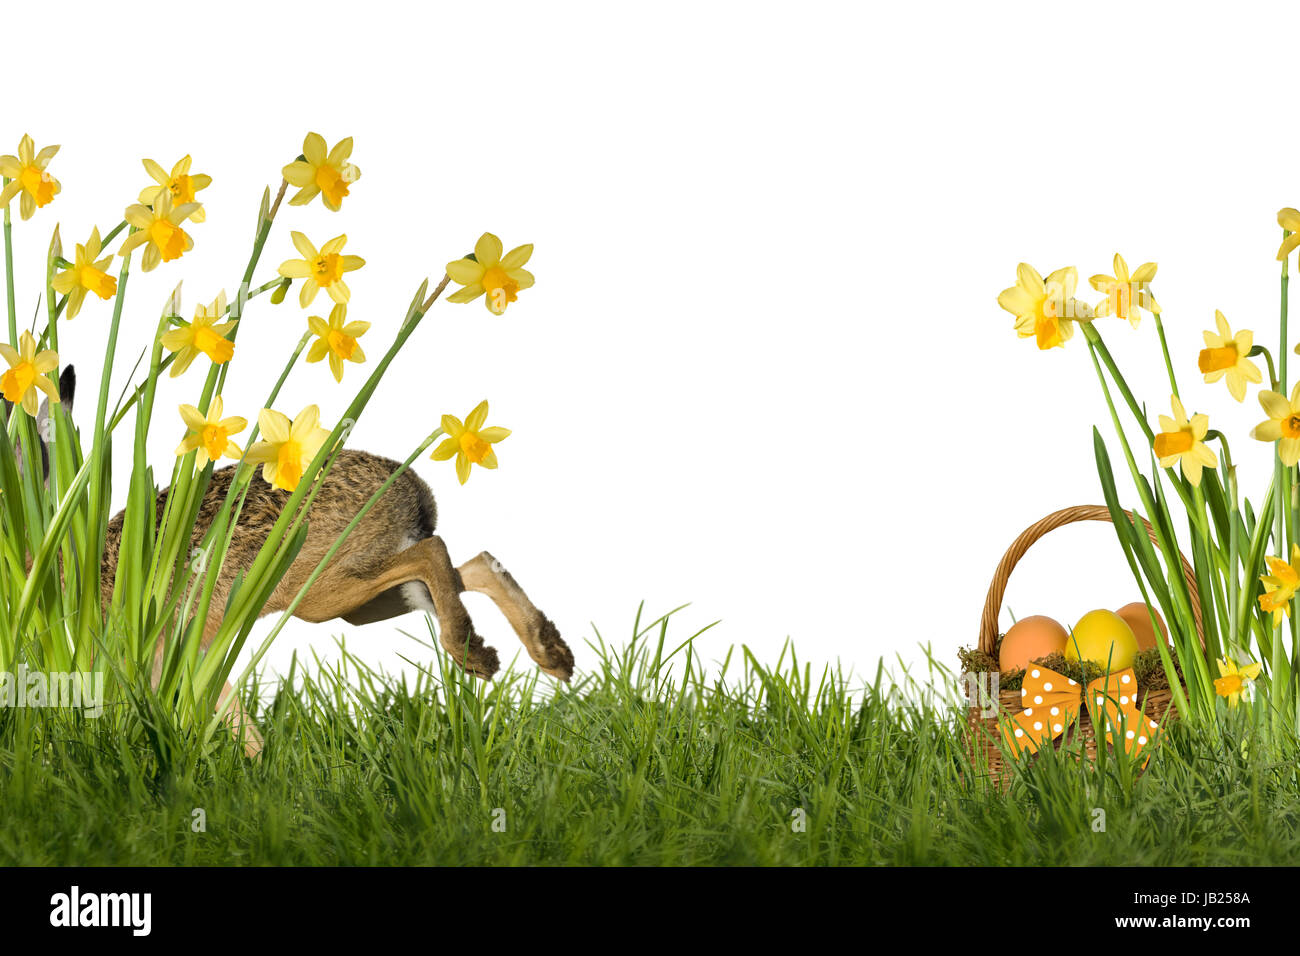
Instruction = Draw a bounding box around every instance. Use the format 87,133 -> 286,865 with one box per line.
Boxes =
33,366 -> 75,483
58,365 -> 75,418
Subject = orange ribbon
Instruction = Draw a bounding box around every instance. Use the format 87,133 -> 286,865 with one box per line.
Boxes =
1002,665 -> 1162,767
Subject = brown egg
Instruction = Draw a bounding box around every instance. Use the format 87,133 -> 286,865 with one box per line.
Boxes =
1116,602 -> 1169,651
999,615 -> 1069,673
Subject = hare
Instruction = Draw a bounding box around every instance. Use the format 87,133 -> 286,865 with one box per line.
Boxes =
11,366 -> 575,756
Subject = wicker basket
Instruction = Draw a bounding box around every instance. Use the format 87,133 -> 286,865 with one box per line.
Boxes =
966,505 -> 1203,784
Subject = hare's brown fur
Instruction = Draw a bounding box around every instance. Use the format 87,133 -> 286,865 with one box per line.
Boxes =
101,449 -> 574,755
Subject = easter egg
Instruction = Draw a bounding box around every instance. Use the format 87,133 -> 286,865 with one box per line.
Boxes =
1066,609 -> 1139,671
1116,602 -> 1169,652
999,615 -> 1069,673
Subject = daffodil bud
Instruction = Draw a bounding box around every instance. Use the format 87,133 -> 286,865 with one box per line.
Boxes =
271,277 -> 291,305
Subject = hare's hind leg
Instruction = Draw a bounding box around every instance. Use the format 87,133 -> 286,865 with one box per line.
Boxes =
296,535 -> 500,680
457,551 -> 574,681
153,615 -> 264,758
218,681 -> 265,759
201,614 -> 265,758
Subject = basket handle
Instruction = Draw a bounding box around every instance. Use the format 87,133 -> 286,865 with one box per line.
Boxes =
977,505 -> 1204,655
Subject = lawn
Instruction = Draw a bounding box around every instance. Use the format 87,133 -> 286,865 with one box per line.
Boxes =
1,608 -> 1297,867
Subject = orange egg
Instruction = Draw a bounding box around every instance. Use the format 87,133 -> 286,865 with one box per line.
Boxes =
1116,602 -> 1169,652
999,615 -> 1069,673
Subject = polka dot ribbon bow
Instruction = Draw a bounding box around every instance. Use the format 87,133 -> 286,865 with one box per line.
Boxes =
1002,665 -> 1162,767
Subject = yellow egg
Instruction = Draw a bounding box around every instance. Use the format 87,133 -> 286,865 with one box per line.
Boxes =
1066,609 -> 1139,671
999,615 -> 1069,673
1115,601 -> 1169,652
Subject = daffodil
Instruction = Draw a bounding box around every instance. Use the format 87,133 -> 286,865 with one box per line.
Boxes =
0,135 -> 60,220
996,263 -> 1092,350
160,292 -> 237,377
277,232 -> 364,308
1197,310 -> 1261,402
446,234 -> 534,316
283,134 -> 359,211
1251,381 -> 1300,466
175,396 -> 247,468
0,331 -> 59,417
1153,394 -> 1216,486
1259,545 -> 1300,626
1276,207 -> 1300,261
1088,253 -> 1160,328
431,400 -> 510,484
50,227 -> 118,318
118,191 -> 201,271
306,304 -> 369,383
245,405 -> 331,492
1214,656 -> 1263,708
139,155 -> 211,223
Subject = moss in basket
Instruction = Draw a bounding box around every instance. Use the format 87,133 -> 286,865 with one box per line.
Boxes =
958,634 -> 1179,695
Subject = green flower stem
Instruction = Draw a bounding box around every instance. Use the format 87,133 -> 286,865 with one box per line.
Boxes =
1154,313 -> 1180,399
1083,322 -> 1154,443
3,181 -> 15,345
1083,321 -> 1196,516
1088,339 -> 1209,715
192,179 -> 288,419
1207,429 -> 1239,644
1275,242 -> 1290,710
1228,463 -> 1240,650
1250,345 -> 1278,390
75,233 -> 133,660
1281,245 -> 1289,389
1235,473 -> 1275,652
1191,481 -> 1222,662
45,233 -> 60,357
99,219 -> 127,249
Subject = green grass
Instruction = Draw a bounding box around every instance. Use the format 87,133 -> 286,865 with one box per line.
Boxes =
1,608 -> 1298,866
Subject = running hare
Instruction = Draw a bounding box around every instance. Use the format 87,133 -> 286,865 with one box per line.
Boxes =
13,367 -> 575,756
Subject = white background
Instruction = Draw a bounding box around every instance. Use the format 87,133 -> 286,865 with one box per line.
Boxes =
6,1 -> 1300,693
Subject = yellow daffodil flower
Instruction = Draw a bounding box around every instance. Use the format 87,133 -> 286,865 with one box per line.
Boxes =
0,134 -> 60,220
996,263 -> 1092,350
1214,656 -> 1262,708
446,233 -> 534,316
246,405 -> 331,492
431,400 -> 511,484
283,133 -> 359,211
277,232 -> 364,308
1251,381 -> 1300,466
1260,544 -> 1300,626
1277,207 -> 1300,261
175,396 -> 247,468
1197,310 -> 1262,402
139,155 -> 211,223
1088,253 -> 1160,328
0,331 -> 59,417
306,304 -> 369,383
118,191 -> 201,271
51,227 -> 118,319
160,292 -> 237,377
1153,394 -> 1216,486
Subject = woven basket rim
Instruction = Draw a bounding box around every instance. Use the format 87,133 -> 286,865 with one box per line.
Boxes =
977,504 -> 1206,657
